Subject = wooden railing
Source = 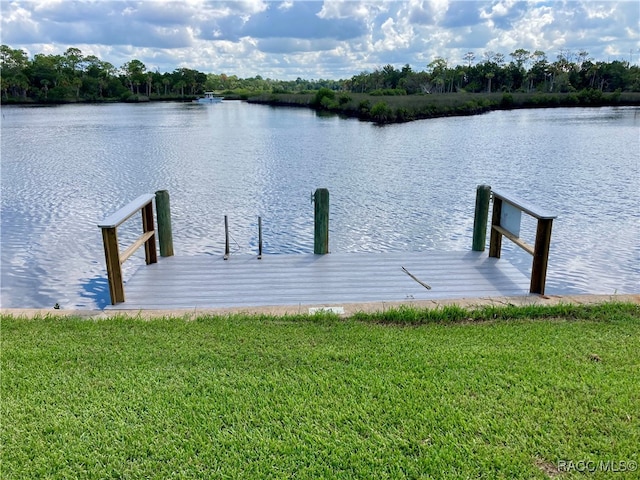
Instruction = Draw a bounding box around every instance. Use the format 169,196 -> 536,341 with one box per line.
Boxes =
488,189 -> 557,295
98,194 -> 157,304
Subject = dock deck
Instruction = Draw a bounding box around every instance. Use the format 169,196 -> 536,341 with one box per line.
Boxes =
106,251 -> 532,310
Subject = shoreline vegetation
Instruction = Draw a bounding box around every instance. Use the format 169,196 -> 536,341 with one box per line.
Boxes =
3,44 -> 640,123
2,301 -> 639,478
246,90 -> 640,124
4,91 -> 639,125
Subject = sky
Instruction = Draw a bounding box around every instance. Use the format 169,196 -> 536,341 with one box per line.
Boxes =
1,0 -> 639,80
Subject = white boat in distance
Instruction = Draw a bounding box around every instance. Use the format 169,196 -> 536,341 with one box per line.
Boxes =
194,92 -> 223,104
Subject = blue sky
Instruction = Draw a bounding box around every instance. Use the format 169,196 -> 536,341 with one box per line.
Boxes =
1,1 -> 638,79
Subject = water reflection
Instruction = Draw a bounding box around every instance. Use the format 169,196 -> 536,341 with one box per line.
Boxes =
79,275 -> 110,309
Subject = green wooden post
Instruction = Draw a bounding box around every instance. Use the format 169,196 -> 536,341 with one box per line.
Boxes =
155,190 -> 174,257
314,188 -> 329,254
472,184 -> 491,251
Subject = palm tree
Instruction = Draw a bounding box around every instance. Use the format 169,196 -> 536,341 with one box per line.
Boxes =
40,79 -> 50,99
72,77 -> 82,99
485,72 -> 494,93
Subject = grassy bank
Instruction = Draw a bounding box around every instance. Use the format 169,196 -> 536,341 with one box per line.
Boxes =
248,91 -> 640,124
2,302 -> 639,479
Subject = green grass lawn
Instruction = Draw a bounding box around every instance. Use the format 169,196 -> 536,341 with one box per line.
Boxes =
2,303 -> 639,479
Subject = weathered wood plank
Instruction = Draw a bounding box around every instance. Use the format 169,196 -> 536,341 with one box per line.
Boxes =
491,189 -> 557,220
107,251 -> 531,310
120,231 -> 155,264
98,194 -> 155,229
492,225 -> 534,255
101,227 -> 124,304
530,218 -> 554,295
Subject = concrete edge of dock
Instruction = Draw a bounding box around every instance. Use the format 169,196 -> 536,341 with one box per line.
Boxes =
2,294 -> 639,320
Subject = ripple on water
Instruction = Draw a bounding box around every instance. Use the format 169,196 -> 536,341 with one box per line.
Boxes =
1,104 -> 638,308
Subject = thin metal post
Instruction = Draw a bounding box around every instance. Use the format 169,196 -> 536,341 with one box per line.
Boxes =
224,215 -> 230,260
472,184 -> 491,251
258,216 -> 263,259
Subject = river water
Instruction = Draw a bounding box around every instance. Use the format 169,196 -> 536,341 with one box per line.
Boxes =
1,101 -> 638,309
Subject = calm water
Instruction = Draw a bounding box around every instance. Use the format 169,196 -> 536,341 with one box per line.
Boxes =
1,102 -> 638,309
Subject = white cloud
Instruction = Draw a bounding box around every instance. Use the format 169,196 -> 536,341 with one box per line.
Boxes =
373,16 -> 413,51
1,0 -> 638,79
484,4 -> 557,53
317,0 -> 386,21
406,0 -> 450,24
279,1 -> 294,10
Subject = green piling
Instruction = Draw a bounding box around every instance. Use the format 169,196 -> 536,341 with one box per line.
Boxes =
314,188 -> 329,254
472,184 -> 491,252
155,189 -> 174,257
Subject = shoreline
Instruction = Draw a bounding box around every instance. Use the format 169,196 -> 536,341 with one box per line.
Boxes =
4,91 -> 639,125
2,293 -> 638,320
247,91 -> 640,124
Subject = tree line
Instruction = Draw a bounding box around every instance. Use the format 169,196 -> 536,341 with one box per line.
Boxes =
1,44 -> 638,103
350,49 -> 639,95
0,45 -> 342,102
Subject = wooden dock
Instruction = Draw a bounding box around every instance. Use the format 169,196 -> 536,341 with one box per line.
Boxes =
105,251 -> 531,310
98,188 -> 555,310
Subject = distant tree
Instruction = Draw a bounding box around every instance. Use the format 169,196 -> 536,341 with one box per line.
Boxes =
464,51 -> 476,68
40,79 -> 50,99
485,72 -> 495,93
1,45 -> 30,98
427,57 -> 448,93
1,42 -> 639,102
174,80 -> 186,97
63,47 -> 84,74
510,49 -> 530,69
122,59 -> 147,93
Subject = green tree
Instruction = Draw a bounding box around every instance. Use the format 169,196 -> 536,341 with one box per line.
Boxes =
463,51 -> 475,68
427,57 -> 448,93
63,47 -> 84,74
1,45 -> 30,98
121,59 -> 147,93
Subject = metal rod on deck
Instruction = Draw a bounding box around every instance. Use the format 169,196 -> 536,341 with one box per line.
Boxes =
258,216 -> 263,259
224,215 -> 230,260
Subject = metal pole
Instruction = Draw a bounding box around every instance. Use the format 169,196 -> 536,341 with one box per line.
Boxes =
224,215 -> 230,260
258,216 -> 263,259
